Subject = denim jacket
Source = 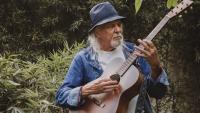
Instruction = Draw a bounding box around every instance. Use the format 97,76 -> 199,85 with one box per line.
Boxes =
56,42 -> 169,112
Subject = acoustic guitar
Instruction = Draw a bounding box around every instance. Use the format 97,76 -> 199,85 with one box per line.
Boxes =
69,0 -> 193,113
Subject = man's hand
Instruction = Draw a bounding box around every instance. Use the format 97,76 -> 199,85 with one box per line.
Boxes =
81,78 -> 120,98
134,39 -> 162,79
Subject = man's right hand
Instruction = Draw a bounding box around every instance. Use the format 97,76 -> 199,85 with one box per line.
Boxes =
81,78 -> 120,98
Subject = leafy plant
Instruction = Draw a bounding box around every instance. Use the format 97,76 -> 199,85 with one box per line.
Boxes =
0,42 -> 85,113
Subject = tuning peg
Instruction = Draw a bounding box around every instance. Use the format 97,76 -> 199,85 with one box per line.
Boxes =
181,2 -> 184,5
184,10 -> 188,14
178,15 -> 182,18
190,6 -> 193,10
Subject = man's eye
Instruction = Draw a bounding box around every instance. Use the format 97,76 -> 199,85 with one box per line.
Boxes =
117,23 -> 122,27
110,24 -> 115,28
105,25 -> 113,29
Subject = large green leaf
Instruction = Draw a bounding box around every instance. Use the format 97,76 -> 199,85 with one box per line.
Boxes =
167,0 -> 178,8
135,0 -> 142,14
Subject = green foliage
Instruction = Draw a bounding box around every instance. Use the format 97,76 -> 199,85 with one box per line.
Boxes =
135,0 -> 142,14
0,0 -> 89,55
0,42 -> 85,112
167,0 -> 178,8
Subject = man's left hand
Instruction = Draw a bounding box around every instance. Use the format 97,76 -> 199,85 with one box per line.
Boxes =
134,39 -> 162,79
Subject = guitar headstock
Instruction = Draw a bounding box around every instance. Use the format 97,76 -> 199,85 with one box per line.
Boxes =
167,0 -> 193,18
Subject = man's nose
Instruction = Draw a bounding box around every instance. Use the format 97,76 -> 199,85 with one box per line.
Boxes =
114,25 -> 122,33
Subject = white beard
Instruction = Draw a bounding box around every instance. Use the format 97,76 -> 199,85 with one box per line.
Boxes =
110,34 -> 123,49
88,33 -> 124,51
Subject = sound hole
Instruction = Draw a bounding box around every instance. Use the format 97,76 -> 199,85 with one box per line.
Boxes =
110,74 -> 120,82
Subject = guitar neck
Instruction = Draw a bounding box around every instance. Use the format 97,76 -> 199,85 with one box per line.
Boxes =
117,15 -> 170,77
146,15 -> 170,41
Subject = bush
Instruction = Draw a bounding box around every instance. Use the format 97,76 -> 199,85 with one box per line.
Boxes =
0,42 -> 85,113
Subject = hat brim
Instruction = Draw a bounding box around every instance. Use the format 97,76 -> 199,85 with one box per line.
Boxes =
88,16 -> 125,33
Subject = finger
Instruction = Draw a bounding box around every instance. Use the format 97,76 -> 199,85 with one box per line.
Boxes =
137,39 -> 150,51
103,85 -> 121,93
143,40 -> 158,55
134,52 -> 146,57
103,88 -> 114,93
85,88 -> 102,94
114,85 -> 122,94
143,39 -> 155,49
104,84 -> 119,89
100,80 -> 118,87
134,46 -> 150,56
96,78 -> 110,85
99,78 -> 112,82
90,86 -> 113,94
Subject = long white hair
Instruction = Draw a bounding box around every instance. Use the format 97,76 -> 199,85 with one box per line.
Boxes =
88,33 -> 101,51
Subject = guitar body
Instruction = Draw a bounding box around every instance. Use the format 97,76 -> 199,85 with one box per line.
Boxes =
69,58 -> 143,113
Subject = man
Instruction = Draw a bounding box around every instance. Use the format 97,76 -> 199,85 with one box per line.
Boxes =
56,2 -> 169,113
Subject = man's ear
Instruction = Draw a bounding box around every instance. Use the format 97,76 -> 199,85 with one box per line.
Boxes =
94,28 -> 100,38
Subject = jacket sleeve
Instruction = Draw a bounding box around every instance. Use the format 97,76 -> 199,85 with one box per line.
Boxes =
55,53 -> 85,109
137,57 -> 169,99
147,69 -> 169,99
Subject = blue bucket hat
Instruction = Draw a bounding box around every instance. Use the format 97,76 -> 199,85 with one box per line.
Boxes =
89,2 -> 126,32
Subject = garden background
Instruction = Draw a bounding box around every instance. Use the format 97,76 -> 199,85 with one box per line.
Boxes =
0,0 -> 199,113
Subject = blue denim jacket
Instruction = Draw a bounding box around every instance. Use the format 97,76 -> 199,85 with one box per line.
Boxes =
56,42 -> 169,112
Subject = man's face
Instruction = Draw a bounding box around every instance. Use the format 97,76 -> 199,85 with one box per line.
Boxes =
94,20 -> 123,51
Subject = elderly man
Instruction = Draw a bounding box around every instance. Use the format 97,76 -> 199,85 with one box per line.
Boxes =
56,2 -> 169,113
